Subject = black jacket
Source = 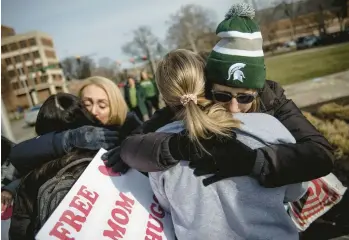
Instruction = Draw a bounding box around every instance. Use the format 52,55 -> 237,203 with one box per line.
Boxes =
120,80 -> 334,187
9,112 -> 142,176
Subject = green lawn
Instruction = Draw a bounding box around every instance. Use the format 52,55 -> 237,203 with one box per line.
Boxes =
265,43 -> 349,85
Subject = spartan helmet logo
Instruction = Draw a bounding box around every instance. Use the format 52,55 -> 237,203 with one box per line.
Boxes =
227,63 -> 246,82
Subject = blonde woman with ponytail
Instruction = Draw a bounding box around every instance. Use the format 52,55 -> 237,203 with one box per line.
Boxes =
148,49 -> 305,240
155,49 -> 239,144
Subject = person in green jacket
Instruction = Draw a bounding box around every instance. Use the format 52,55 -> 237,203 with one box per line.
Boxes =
139,70 -> 159,118
124,76 -> 149,121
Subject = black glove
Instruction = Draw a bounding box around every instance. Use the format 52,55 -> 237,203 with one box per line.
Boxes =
188,137 -> 257,186
168,130 -> 204,161
102,147 -> 129,174
62,126 -> 120,153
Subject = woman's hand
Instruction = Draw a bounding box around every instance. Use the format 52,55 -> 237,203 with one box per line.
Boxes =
1,190 -> 13,212
62,126 -> 120,152
102,146 -> 130,173
169,132 -> 257,186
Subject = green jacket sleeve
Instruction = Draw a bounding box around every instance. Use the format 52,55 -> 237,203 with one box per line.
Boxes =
136,85 -> 148,116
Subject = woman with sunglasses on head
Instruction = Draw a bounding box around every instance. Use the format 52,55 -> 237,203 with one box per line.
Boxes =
9,76 -> 141,176
105,3 -> 333,189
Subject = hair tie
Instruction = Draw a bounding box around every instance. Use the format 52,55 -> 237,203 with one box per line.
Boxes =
180,94 -> 197,106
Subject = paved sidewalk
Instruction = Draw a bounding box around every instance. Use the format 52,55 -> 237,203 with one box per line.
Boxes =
284,70 -> 349,109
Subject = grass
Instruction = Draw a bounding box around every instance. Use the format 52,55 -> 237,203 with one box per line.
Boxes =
303,103 -> 349,185
265,43 -> 349,85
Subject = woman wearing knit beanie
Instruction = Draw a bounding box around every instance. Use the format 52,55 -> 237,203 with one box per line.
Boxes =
113,2 -> 333,186
204,3 -> 265,114
149,48 -> 303,239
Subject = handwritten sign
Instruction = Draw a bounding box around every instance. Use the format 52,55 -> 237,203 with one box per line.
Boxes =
36,149 -> 175,240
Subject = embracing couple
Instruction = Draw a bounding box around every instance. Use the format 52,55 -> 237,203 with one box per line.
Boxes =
105,3 -> 337,240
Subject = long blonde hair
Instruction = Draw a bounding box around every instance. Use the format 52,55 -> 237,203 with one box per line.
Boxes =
156,49 -> 240,143
79,76 -> 128,126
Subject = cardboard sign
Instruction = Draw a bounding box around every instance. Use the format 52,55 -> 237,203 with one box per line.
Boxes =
36,149 -> 175,240
288,173 -> 347,231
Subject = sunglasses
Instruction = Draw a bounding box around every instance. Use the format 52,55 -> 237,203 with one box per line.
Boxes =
211,90 -> 257,104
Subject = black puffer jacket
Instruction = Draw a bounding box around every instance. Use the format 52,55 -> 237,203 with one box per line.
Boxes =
121,80 -> 334,187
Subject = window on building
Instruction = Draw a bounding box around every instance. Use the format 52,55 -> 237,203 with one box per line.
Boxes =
23,53 -> 31,61
14,55 -> 21,63
17,68 -> 24,75
19,40 -> 27,48
45,50 -> 56,59
33,51 -> 40,59
34,78 -> 39,85
56,74 -> 63,80
12,82 -> 20,90
27,65 -> 34,72
8,70 -> 16,78
36,63 -> 43,69
41,75 -> 48,83
1,45 -> 9,53
9,43 -> 18,51
29,38 -> 37,46
21,80 -> 29,88
41,38 -> 54,47
5,58 -> 12,65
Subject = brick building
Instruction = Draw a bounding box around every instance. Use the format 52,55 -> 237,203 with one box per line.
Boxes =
1,26 -> 68,110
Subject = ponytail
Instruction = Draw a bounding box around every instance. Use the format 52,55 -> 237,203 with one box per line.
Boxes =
156,49 -> 240,147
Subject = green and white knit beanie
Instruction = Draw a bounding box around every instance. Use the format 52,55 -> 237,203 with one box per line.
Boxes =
205,3 -> 265,93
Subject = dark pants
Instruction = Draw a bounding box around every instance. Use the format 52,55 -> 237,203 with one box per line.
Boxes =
130,107 -> 144,122
145,96 -> 159,118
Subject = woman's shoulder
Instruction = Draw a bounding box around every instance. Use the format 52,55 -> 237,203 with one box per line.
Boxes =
234,113 -> 296,145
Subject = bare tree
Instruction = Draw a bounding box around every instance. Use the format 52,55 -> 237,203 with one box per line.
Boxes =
91,57 -> 120,80
275,0 -> 302,40
257,6 -> 279,45
330,0 -> 348,31
166,4 -> 216,52
61,56 -> 95,80
122,26 -> 159,76
304,0 -> 334,35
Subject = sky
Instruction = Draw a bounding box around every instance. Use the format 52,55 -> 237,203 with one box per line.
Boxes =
2,0 -> 275,67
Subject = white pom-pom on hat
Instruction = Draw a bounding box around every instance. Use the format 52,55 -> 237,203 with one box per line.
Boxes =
225,2 -> 255,20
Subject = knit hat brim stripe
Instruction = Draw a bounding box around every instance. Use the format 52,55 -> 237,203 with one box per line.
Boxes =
216,38 -> 263,51
212,46 -> 264,57
217,31 -> 262,39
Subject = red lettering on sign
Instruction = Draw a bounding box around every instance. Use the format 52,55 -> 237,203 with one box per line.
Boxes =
145,195 -> 165,240
116,192 -> 135,214
111,208 -> 129,225
49,185 -> 99,239
103,192 -> 135,239
49,222 -> 73,240
98,164 -> 121,177
103,219 -> 126,240
150,203 -> 165,219
77,185 -> 99,204
69,196 -> 92,216
60,210 -> 85,231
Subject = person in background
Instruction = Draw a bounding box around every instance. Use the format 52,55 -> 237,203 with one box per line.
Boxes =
9,76 -> 141,176
124,76 -> 149,121
139,70 -> 159,117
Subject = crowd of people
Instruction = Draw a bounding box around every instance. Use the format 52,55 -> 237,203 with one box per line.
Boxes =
123,70 -> 160,122
1,3 -> 348,240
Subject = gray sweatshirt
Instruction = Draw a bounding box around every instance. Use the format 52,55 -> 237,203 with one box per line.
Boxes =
150,113 -> 307,240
